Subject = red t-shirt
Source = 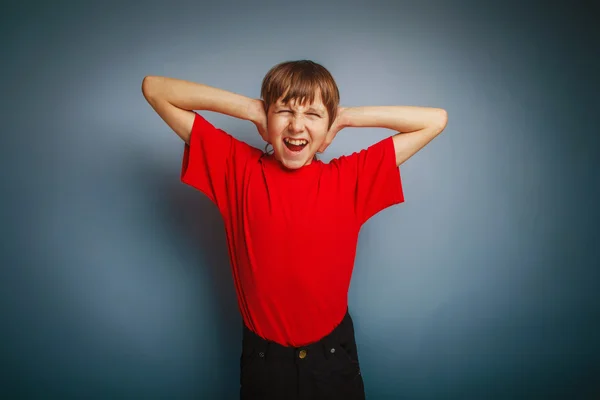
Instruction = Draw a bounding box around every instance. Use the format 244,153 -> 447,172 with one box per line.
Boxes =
181,112 -> 404,346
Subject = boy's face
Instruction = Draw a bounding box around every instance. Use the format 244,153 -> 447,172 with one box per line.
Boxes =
267,90 -> 330,170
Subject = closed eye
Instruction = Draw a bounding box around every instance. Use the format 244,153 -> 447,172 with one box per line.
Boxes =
278,110 -> 321,117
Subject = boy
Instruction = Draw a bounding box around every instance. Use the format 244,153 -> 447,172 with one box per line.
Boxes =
142,60 -> 447,400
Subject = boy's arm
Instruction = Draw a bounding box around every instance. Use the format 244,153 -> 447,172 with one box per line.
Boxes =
141,76 -> 265,144
337,106 -> 448,166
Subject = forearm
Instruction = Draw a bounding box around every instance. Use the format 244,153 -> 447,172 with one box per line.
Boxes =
142,76 -> 260,123
341,106 -> 447,133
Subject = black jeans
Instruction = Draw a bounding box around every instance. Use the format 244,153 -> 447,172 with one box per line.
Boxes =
239,310 -> 366,400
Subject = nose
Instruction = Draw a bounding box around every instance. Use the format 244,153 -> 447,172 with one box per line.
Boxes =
288,116 -> 305,133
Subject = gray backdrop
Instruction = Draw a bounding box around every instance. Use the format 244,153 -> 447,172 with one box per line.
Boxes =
2,0 -> 599,399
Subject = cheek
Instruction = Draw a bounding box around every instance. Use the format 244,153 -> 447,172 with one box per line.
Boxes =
267,128 -> 282,144
311,130 -> 329,145
266,120 -> 279,142
267,118 -> 285,135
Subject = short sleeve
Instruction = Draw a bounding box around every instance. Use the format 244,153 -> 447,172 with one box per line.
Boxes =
180,112 -> 253,213
332,136 -> 404,226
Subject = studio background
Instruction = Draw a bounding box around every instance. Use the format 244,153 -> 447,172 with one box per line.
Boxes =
2,1 -> 598,399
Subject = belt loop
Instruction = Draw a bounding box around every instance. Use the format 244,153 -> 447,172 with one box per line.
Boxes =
265,341 -> 272,359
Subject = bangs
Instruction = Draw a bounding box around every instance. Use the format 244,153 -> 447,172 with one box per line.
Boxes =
266,72 -> 322,107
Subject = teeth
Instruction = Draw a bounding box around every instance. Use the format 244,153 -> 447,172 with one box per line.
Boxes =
284,138 -> 308,145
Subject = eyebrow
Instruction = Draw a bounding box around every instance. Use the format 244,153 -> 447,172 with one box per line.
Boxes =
307,107 -> 325,114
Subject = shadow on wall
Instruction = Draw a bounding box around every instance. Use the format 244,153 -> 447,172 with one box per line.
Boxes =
133,146 -> 243,399
2,143 -> 245,399
162,167 -> 240,327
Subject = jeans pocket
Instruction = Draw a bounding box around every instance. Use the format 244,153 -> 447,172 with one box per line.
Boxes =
240,347 -> 269,396
241,347 -> 264,378
313,344 -> 365,399
335,343 -> 362,377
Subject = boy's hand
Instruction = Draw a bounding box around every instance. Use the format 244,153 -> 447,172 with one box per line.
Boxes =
251,99 -> 269,143
318,107 -> 347,153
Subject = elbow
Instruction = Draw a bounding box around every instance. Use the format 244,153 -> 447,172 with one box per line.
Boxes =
141,75 -> 161,99
434,108 -> 448,133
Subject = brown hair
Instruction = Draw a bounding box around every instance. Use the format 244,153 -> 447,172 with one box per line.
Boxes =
260,60 -> 340,158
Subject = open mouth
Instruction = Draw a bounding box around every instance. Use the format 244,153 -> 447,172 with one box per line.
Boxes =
283,137 -> 308,153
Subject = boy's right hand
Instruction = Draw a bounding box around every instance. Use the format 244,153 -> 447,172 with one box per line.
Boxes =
251,99 -> 269,143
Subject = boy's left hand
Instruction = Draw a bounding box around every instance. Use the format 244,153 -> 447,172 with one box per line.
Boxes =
318,107 -> 347,153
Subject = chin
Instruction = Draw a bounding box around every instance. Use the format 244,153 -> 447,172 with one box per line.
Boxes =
279,156 -> 309,170
273,151 -> 313,170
